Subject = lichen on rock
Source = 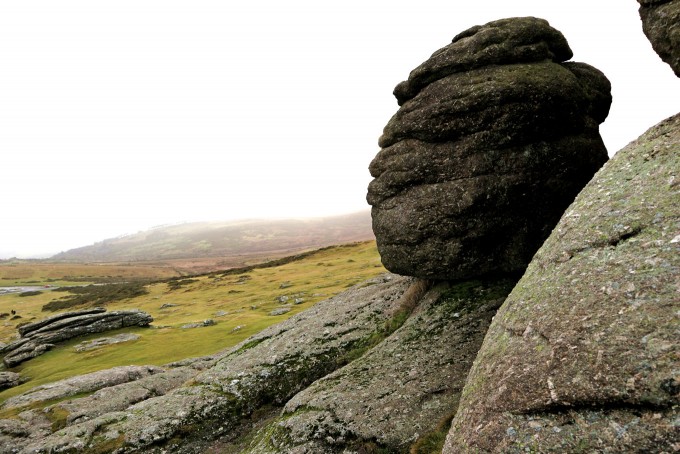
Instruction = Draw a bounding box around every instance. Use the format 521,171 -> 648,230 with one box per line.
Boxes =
245,279 -> 516,453
444,113 -> 680,453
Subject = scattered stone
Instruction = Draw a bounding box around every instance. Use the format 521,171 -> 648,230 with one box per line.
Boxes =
275,295 -> 289,303
279,282 -> 292,289
159,303 -> 178,309
444,114 -> 680,453
214,310 -> 228,317
269,307 -> 291,316
367,17 -> 611,280
73,333 -> 140,352
1,309 -> 153,368
0,371 -> 23,391
293,298 -> 304,305
638,0 -> 680,77
230,325 -> 244,333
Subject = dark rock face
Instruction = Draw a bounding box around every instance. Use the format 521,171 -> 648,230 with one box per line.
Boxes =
367,17 -> 611,280
638,0 -> 680,77
444,114 -> 680,453
1,308 -> 153,368
0,372 -> 23,391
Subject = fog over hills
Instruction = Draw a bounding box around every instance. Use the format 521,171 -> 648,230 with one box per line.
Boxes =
49,211 -> 374,263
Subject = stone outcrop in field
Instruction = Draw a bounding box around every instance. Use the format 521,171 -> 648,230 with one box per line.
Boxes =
367,17 -> 611,280
0,13 -> 677,454
1,308 -> 153,367
444,113 -> 680,452
638,0 -> 680,77
1,274 -> 419,453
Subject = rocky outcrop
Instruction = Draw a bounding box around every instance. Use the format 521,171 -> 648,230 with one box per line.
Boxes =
0,373 -> 23,392
1,365 -> 164,411
638,0 -> 680,77
2,274 -> 415,453
2,14 -> 676,454
367,17 -> 611,280
247,278 -> 515,453
444,114 -> 680,452
1,308 -> 153,368
0,364 -> 209,452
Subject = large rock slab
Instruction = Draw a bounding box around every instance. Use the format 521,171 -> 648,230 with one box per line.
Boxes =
11,274 -> 414,453
367,17 -> 611,280
638,0 -> 680,77
246,278 -> 516,453
1,308 -> 153,367
2,365 -> 164,410
444,114 -> 680,452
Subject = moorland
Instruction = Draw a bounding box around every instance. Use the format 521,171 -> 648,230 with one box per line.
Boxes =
0,217 -> 384,405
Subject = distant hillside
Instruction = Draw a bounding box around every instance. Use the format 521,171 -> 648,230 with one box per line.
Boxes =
51,211 -> 374,263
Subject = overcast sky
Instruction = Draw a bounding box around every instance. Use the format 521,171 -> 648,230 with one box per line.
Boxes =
1,0 -> 678,258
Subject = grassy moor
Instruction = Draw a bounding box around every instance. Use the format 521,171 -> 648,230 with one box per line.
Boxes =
0,241 -> 385,403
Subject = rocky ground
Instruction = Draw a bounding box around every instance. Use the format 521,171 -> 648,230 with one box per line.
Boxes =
0,11 -> 677,454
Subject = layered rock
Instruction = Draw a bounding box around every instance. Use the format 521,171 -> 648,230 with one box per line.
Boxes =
638,0 -> 680,77
444,114 -> 680,452
1,308 -> 153,367
367,17 -> 611,280
3,274 -> 415,453
247,278 -> 515,453
0,372 -> 22,392
1,365 -> 164,410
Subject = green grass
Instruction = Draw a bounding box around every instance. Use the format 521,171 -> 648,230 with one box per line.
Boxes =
0,241 -> 386,403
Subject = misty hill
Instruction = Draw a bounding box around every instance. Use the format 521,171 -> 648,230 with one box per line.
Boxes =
50,211 -> 374,263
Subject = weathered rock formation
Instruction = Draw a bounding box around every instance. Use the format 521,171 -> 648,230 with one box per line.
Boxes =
1,274 -> 417,453
1,308 -> 153,368
0,373 -> 22,392
638,0 -> 680,77
1,365 -> 164,410
444,113 -> 680,452
367,17 -> 611,280
248,278 -> 515,453
1,14 -> 676,454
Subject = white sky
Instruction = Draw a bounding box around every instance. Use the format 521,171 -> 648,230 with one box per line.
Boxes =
1,0 -> 678,258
